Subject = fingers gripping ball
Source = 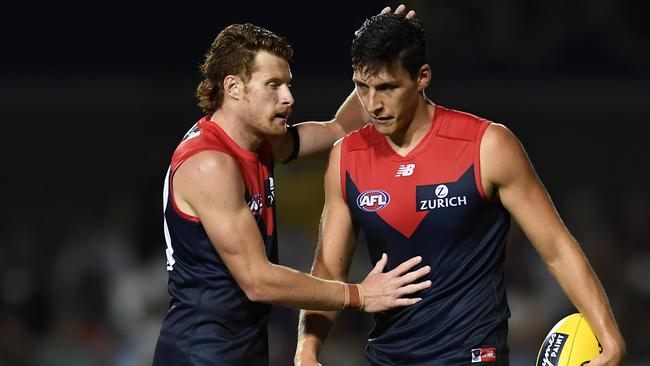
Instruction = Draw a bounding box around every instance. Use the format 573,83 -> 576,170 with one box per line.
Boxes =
536,313 -> 602,366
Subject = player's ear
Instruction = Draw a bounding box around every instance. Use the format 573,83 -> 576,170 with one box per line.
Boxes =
416,64 -> 431,91
224,75 -> 243,100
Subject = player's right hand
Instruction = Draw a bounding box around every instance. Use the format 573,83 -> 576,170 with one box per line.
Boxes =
380,4 -> 416,20
359,253 -> 431,313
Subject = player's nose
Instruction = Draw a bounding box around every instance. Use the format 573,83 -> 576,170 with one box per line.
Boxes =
367,90 -> 383,115
280,85 -> 294,106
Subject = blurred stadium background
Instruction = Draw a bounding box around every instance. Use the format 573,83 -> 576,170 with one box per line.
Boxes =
1,1 -> 648,365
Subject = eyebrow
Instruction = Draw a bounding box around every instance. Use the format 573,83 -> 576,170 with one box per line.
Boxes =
353,79 -> 398,89
353,79 -> 367,87
266,77 -> 292,84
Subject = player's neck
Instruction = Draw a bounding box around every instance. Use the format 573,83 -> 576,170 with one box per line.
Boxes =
210,109 -> 263,152
385,100 -> 435,156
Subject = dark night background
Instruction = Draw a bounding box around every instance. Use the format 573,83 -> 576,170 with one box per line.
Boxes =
1,1 -> 649,365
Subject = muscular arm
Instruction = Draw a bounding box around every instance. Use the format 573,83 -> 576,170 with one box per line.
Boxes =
480,124 -> 625,365
269,89 -> 368,163
295,142 -> 357,363
295,143 -> 431,365
172,150 -> 430,312
174,151 -> 347,310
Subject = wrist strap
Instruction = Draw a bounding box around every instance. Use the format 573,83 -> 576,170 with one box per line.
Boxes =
344,284 -> 364,311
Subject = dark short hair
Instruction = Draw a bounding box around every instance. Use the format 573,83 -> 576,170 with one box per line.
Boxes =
351,13 -> 426,80
196,24 -> 293,114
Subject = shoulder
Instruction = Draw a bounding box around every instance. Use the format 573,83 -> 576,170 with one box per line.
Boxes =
343,124 -> 382,152
481,123 -> 531,186
482,123 -> 522,156
176,150 -> 244,193
172,118 -> 233,168
437,106 -> 491,142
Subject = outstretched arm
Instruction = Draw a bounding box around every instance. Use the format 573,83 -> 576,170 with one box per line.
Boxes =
172,150 -> 430,312
295,142 -> 431,365
480,124 -> 625,366
269,91 -> 366,163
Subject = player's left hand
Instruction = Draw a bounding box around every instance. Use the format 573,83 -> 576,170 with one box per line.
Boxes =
359,254 -> 431,313
587,342 -> 625,366
589,337 -> 625,366
380,3 -> 416,20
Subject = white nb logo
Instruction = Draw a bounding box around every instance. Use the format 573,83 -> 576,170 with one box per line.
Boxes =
395,164 -> 415,177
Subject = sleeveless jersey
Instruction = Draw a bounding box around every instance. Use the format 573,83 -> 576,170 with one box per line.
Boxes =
153,117 -> 277,366
341,106 -> 511,365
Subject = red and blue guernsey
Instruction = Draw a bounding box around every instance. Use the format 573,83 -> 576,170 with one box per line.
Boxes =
341,106 -> 511,365
153,117 -> 277,366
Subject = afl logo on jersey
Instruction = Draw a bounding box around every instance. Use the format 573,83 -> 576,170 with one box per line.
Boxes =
248,194 -> 264,217
357,190 -> 390,212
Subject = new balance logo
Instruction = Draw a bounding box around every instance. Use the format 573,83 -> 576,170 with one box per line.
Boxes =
395,164 -> 415,177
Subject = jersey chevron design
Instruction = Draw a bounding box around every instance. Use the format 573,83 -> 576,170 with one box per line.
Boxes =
341,106 -> 512,365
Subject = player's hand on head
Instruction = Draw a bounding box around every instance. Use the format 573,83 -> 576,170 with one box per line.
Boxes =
379,4 -> 416,20
359,253 -> 431,313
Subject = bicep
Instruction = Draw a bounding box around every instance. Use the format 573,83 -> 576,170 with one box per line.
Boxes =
175,152 -> 271,283
312,143 -> 358,280
266,122 -> 340,164
482,125 -> 573,262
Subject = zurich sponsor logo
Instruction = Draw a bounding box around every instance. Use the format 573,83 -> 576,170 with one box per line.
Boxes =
435,184 -> 449,198
357,190 -> 390,212
416,183 -> 468,211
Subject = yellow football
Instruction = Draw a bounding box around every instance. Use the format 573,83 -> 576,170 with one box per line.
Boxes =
536,313 -> 602,366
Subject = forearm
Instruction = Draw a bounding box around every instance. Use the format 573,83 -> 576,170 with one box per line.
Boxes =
327,90 -> 367,135
295,259 -> 347,361
546,241 -> 625,354
294,91 -> 365,158
247,262 -> 353,311
296,309 -> 339,362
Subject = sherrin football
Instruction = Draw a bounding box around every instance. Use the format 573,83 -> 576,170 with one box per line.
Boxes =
536,313 -> 602,366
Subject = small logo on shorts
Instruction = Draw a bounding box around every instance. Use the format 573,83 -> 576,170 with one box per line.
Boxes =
471,347 -> 496,363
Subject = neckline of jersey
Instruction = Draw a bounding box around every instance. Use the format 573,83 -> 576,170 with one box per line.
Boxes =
199,117 -> 261,163
378,104 -> 444,162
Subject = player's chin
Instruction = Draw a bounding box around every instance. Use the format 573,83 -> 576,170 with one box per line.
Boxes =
268,120 -> 288,135
373,122 -> 396,136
